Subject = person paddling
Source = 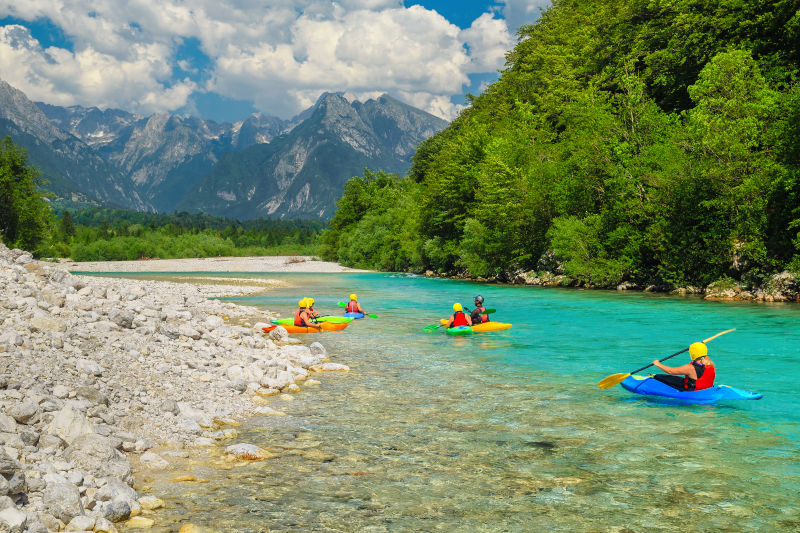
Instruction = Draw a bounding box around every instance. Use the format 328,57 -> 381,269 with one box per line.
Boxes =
446,303 -> 472,328
294,299 -> 317,327
652,342 -> 715,391
469,295 -> 490,324
345,293 -> 365,314
306,297 -> 322,319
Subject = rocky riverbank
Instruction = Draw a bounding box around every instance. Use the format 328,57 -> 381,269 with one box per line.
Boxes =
0,243 -> 348,532
423,268 -> 800,303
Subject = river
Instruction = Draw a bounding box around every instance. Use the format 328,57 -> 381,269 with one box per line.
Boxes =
116,272 -> 799,532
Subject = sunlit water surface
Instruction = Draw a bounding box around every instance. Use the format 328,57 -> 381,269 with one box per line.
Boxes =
96,272 -> 799,532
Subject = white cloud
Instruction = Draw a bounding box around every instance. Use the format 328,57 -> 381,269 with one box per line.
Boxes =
500,0 -> 550,33
0,1 -> 521,120
460,13 -> 514,73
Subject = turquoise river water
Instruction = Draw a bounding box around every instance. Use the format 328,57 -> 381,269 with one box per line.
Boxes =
110,272 -> 799,532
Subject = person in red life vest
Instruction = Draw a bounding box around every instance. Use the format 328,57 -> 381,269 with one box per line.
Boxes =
469,295 -> 489,324
446,303 -> 472,328
651,342 -> 715,391
345,293 -> 365,314
294,299 -> 318,327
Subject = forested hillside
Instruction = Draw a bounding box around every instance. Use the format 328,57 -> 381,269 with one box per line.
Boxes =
323,0 -> 800,290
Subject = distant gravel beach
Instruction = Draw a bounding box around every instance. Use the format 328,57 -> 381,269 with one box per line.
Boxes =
59,255 -> 370,273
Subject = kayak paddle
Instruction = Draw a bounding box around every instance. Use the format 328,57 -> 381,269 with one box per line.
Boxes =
597,328 -> 736,390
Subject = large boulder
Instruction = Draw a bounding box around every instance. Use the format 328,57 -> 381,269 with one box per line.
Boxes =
47,406 -> 95,445
63,434 -> 132,484
42,482 -> 83,523
8,399 -> 39,424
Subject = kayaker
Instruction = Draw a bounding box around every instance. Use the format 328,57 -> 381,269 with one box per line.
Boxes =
294,299 -> 317,327
469,295 -> 489,324
306,297 -> 322,319
345,293 -> 365,314
651,342 -> 715,391
446,303 -> 472,328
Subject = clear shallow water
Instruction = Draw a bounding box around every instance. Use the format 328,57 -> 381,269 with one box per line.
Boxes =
113,272 -> 799,531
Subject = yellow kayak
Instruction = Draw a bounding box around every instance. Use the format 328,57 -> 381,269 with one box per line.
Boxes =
439,319 -> 512,332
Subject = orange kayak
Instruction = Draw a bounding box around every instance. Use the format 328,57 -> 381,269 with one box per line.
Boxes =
263,322 -> 348,334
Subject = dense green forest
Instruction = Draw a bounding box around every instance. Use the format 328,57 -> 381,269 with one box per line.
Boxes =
45,210 -> 322,261
0,142 -> 322,261
322,0 -> 800,289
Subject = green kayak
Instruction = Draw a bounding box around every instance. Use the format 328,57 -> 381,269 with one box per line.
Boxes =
446,325 -> 473,336
272,316 -> 353,325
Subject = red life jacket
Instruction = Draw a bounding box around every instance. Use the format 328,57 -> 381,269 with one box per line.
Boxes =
684,361 -> 715,391
453,311 -> 468,327
346,301 -> 359,313
294,308 -> 308,326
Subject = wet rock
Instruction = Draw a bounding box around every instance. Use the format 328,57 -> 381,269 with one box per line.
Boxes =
309,342 -> 327,358
125,516 -> 154,529
226,443 -> 273,460
137,495 -> 164,510
139,451 -> 169,470
102,500 -> 131,523
310,362 -> 350,372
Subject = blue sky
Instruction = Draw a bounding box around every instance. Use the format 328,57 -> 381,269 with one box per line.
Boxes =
0,1 -> 549,123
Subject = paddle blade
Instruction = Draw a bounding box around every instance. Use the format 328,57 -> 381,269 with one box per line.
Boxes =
337,302 -> 346,307
423,324 -> 440,333
484,308 -> 496,314
368,314 -> 378,318
597,373 -> 631,390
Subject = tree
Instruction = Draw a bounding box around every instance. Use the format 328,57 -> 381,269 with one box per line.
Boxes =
59,210 -> 76,238
0,137 -> 52,251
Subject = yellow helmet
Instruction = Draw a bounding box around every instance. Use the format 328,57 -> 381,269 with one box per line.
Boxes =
350,293 -> 357,300
689,342 -> 708,361
453,303 -> 463,312
298,299 -> 307,308
308,298 -> 315,306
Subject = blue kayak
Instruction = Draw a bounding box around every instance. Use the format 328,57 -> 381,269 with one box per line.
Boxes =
620,375 -> 762,404
344,312 -> 365,319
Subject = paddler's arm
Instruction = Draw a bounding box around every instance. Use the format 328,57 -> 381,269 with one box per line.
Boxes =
652,361 -> 698,380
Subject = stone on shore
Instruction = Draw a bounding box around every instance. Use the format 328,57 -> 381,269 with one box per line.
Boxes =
0,241 -> 346,525
42,482 -> 83,523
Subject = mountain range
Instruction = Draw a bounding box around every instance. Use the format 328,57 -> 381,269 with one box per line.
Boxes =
0,80 -> 447,219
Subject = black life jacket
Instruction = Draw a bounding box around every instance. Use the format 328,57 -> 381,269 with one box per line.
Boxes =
471,306 -> 489,323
